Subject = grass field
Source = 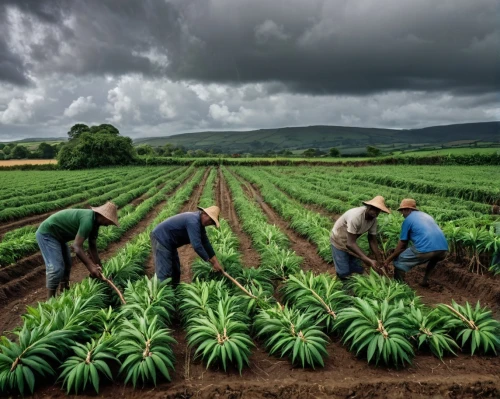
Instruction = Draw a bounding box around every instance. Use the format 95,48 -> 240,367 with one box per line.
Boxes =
0,164 -> 499,397
393,147 -> 500,157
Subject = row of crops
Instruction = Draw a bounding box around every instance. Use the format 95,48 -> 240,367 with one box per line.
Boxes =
230,166 -> 500,275
0,165 -> 499,395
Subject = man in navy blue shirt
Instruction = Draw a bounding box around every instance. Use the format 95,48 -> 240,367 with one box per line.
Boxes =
384,198 -> 448,287
151,205 -> 223,285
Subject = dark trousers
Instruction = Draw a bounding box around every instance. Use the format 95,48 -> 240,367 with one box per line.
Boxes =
151,233 -> 180,285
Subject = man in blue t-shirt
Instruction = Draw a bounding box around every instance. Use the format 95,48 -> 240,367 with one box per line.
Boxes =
384,198 -> 448,287
151,205 -> 223,285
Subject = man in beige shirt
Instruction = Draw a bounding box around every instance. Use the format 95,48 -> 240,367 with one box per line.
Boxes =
330,196 -> 389,280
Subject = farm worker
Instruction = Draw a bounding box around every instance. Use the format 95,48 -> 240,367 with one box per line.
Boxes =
330,196 -> 389,280
383,199 -> 448,287
36,202 -> 119,298
150,205 -> 223,286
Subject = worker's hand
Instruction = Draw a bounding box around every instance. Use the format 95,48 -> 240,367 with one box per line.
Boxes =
88,264 -> 103,280
366,258 -> 378,270
212,259 -> 224,273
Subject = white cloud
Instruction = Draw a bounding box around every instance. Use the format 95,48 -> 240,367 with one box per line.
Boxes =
208,102 -> 245,124
64,96 -> 96,117
255,20 -> 289,44
0,93 -> 44,124
106,85 -> 140,123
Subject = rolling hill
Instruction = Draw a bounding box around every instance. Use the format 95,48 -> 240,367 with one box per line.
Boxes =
134,122 -> 500,154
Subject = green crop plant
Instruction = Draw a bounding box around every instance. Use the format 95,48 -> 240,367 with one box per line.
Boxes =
59,334 -> 118,394
94,307 -> 122,337
0,324 -> 73,395
259,244 -> 302,280
405,306 -> 459,360
438,300 -> 500,355
348,269 -> 420,307
116,315 -> 176,388
282,271 -> 350,333
254,304 -> 329,369
237,267 -> 274,297
177,279 -> 225,325
121,275 -> 175,326
336,298 -> 414,367
186,300 -> 254,373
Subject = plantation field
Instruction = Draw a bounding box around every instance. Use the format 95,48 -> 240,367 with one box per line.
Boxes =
0,165 -> 499,398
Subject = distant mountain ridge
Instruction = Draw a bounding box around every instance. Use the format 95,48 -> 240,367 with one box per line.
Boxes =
134,121 -> 500,154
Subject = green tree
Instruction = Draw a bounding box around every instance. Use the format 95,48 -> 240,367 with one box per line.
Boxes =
302,148 -> 317,158
12,145 -> 30,159
58,124 -> 136,169
89,124 -> 120,136
136,144 -> 155,156
163,143 -> 175,156
329,147 -> 341,157
366,146 -> 382,157
2,146 -> 11,156
68,124 -> 90,140
194,149 -> 207,157
0,143 -> 5,150
36,142 -> 57,159
172,148 -> 185,157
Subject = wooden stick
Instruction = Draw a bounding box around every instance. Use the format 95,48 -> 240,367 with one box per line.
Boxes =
442,304 -> 477,330
101,275 -> 126,305
221,270 -> 258,299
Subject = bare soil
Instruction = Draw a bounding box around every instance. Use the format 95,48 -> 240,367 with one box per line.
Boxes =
0,159 -> 57,166
2,167 -> 500,398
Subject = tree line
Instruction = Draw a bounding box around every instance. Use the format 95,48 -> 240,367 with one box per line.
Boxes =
0,142 -> 62,160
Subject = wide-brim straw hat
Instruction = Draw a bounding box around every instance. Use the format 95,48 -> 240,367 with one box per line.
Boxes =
362,196 -> 391,214
91,202 -> 120,227
198,205 -> 220,228
397,198 -> 418,211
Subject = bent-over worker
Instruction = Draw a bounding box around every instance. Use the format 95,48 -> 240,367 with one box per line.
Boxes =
384,198 -> 448,287
36,202 -> 119,298
151,205 -> 223,285
330,196 -> 389,280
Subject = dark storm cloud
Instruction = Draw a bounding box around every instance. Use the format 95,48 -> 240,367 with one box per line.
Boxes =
2,0 -> 499,95
0,6 -> 28,85
166,0 -> 500,95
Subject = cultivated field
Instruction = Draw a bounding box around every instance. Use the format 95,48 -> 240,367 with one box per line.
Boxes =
0,159 -> 58,166
0,165 -> 499,398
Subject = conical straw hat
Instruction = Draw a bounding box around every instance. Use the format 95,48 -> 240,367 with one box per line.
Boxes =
91,202 -> 120,227
362,196 -> 391,214
198,205 -> 220,228
397,198 -> 418,211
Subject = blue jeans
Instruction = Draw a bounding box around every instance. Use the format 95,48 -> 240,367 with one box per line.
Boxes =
331,244 -> 364,279
151,233 -> 180,285
36,231 -> 72,289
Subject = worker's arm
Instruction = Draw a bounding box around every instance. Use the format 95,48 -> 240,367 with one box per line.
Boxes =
346,232 -> 377,268
88,236 -> 102,267
72,234 -> 102,279
384,240 -> 409,266
368,234 -> 383,263
187,221 -> 222,272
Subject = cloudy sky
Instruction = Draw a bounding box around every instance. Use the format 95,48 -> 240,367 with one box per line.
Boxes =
0,0 -> 498,141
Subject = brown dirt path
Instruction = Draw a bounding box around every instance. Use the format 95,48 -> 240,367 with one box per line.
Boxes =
217,168 -> 260,268
230,170 -> 332,275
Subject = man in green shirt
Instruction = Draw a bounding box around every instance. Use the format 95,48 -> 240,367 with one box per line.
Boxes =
36,202 -> 119,298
